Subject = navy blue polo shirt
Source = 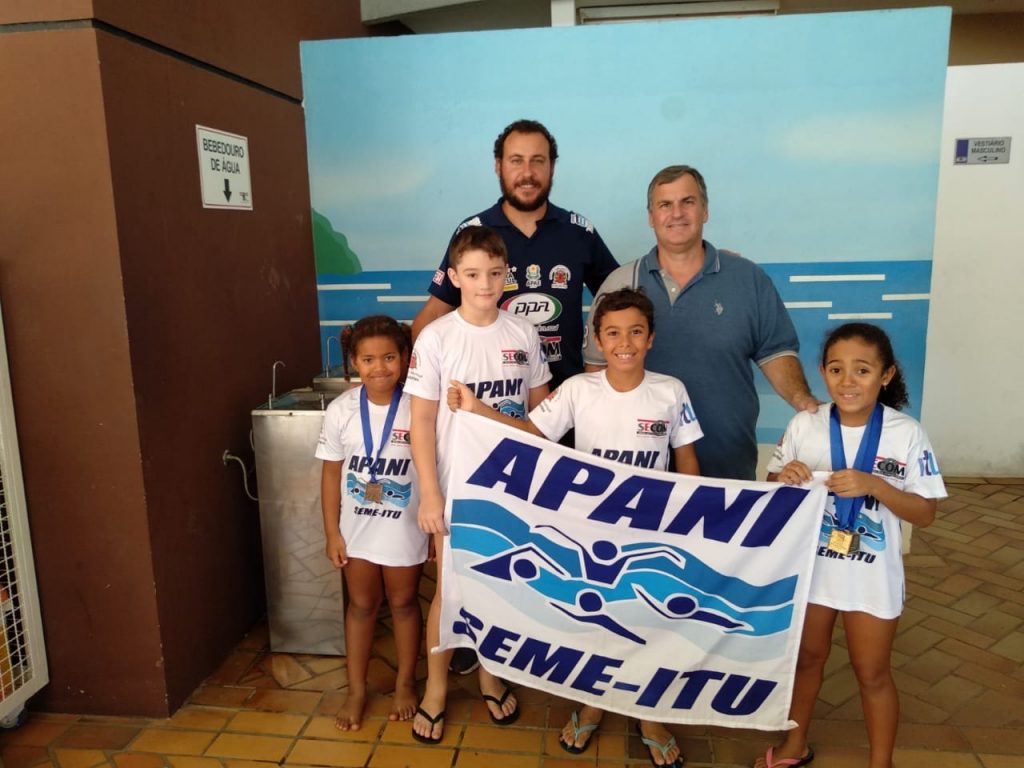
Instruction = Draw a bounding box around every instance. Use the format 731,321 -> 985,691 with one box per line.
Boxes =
428,199 -> 618,388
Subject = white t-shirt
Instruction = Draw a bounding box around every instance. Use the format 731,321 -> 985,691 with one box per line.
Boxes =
767,405 -> 946,618
404,310 -> 551,491
530,370 -> 704,470
315,387 -> 428,566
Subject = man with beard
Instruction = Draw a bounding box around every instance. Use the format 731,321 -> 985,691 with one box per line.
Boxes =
412,119 -> 618,391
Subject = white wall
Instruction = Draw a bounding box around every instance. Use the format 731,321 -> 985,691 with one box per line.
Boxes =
923,64 -> 1024,476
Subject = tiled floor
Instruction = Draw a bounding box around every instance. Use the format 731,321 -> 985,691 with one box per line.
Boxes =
2,480 -> 1023,767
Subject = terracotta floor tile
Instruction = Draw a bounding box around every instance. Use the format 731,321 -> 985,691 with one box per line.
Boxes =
168,708 -> 233,732
285,738 -> 374,766
204,733 -> 292,762
222,762 -> 281,768
460,724 -> 543,753
455,751 -> 543,767
0,720 -> 72,746
207,650 -> 260,686
225,711 -> 308,736
243,689 -> 321,713
892,748 -> 985,767
111,755 -> 166,768
188,686 -> 254,708
55,724 -> 140,750
53,749 -> 108,768
303,714 -> 380,740
1,745 -> 52,768
166,759 -> 222,768
128,727 -> 216,755
268,654 -> 313,687
368,744 -> 457,768
979,756 -> 1024,768
539,759 -> 598,768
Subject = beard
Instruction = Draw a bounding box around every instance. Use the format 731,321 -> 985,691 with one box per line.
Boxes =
501,176 -> 553,212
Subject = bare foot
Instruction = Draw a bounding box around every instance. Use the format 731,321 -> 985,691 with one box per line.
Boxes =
637,720 -> 682,766
560,705 -> 603,752
334,690 -> 367,731
390,681 -> 418,721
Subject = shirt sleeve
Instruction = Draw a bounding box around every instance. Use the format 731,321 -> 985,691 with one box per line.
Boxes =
583,227 -> 619,295
582,263 -> 635,366
529,381 -> 575,442
765,414 -> 800,475
899,421 -> 948,501
752,263 -> 800,364
403,329 -> 442,402
669,380 -> 704,448
315,397 -> 349,461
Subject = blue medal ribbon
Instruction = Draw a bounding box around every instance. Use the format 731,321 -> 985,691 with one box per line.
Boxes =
829,402 -> 884,531
359,386 -> 402,484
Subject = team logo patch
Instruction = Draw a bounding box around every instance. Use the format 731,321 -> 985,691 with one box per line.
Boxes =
637,418 -> 669,437
432,269 -> 445,286
714,300 -> 724,316
545,387 -> 562,402
525,264 -> 542,289
679,402 -> 697,425
500,292 -> 563,324
391,429 -> 411,447
409,352 -> 418,370
918,450 -> 940,477
501,349 -> 529,366
549,265 -> 571,289
504,265 -> 519,291
540,335 -> 562,362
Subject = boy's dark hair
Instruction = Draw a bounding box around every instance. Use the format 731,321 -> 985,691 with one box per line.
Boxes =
592,287 -> 655,337
340,315 -> 412,375
449,225 -> 508,268
493,119 -> 558,163
822,322 -> 909,410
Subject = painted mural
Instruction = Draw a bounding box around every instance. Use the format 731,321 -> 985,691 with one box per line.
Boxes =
300,8 -> 950,444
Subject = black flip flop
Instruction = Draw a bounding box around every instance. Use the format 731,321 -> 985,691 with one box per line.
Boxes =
411,707 -> 445,744
482,686 -> 520,725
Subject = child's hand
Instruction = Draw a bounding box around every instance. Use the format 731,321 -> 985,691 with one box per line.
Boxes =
775,460 -> 813,485
826,469 -> 879,498
418,491 -> 448,535
446,380 -> 479,413
325,533 -> 348,568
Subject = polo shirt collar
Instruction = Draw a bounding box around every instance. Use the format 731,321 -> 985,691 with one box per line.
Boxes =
643,240 -> 721,275
487,198 -> 565,228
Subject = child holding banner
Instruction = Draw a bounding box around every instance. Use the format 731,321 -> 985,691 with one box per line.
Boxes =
316,315 -> 427,731
760,323 -> 945,768
404,225 -> 551,744
449,287 -> 702,768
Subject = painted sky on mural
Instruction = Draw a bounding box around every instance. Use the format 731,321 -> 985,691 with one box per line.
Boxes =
301,8 -> 950,270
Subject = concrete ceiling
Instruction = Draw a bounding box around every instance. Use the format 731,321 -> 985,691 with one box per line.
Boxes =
362,0 -> 1024,33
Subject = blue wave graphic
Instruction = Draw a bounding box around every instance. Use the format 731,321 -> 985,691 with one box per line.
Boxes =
819,504 -> 886,551
346,472 -> 412,508
450,498 -> 797,646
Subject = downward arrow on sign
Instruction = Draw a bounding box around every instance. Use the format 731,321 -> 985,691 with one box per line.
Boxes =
223,178 -> 232,201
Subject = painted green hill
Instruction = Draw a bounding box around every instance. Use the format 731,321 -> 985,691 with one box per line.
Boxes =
312,209 -> 362,275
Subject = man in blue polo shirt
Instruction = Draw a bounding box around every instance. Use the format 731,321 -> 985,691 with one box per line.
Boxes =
584,164 -> 818,482
412,119 -> 618,390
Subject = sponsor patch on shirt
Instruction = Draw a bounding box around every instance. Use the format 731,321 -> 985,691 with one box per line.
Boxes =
636,418 -> 669,437
549,265 -> 571,289
432,269 -> 445,286
391,429 -> 411,447
504,265 -> 519,291
501,349 -> 529,366
525,264 -> 542,289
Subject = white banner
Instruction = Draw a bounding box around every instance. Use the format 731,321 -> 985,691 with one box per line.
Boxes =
439,412 -> 827,730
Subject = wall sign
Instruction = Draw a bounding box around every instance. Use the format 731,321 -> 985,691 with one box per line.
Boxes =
196,125 -> 253,210
954,136 -> 1011,165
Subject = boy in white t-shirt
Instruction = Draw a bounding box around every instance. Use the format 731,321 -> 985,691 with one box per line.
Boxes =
449,287 -> 701,768
404,225 -> 551,743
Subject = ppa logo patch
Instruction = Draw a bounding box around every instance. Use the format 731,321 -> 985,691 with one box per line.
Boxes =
501,349 -> 529,366
391,429 -> 411,446
636,418 -> 669,437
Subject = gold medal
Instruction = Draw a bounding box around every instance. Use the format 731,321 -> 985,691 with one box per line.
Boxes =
364,482 -> 383,503
827,528 -> 859,555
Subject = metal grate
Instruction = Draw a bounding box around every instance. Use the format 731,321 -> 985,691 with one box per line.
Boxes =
0,299 -> 48,725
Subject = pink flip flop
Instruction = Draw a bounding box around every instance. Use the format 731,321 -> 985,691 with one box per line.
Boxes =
759,746 -> 815,767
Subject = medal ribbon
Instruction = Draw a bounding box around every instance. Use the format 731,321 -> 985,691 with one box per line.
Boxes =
829,402 -> 884,531
359,386 -> 402,485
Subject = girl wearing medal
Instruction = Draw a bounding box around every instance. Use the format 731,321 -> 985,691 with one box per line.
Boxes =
758,323 -> 946,768
316,315 -> 428,731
